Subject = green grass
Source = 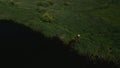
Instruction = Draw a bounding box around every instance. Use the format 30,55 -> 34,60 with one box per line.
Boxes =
0,0 -> 120,63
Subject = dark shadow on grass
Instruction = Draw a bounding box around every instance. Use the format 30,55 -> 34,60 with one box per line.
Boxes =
0,20 -> 119,68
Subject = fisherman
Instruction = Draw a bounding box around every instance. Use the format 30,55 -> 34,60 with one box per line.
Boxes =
69,34 -> 80,47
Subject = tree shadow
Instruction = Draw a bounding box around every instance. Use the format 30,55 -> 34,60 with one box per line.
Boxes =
0,20 -> 118,68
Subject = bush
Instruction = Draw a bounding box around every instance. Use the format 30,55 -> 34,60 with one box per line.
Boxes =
41,12 -> 54,22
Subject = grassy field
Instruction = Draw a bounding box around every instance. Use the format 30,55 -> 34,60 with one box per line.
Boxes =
0,0 -> 120,63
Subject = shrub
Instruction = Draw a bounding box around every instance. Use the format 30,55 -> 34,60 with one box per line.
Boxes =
41,12 -> 54,22
9,0 -> 15,6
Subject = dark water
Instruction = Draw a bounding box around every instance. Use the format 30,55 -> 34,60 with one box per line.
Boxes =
0,20 -> 118,68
